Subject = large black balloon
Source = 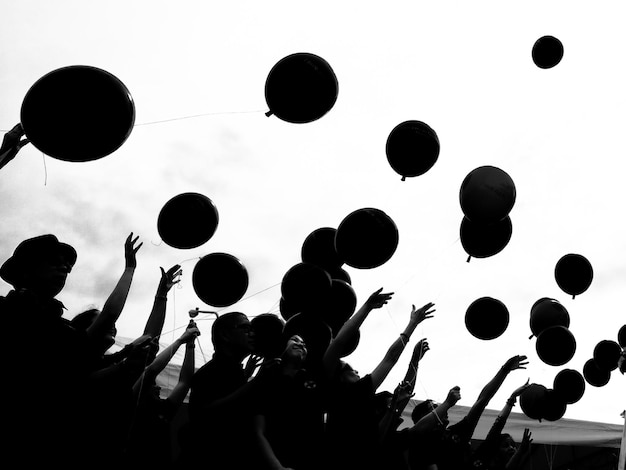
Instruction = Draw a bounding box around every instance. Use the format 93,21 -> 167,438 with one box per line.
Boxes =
21,65 -> 135,162
460,215 -> 512,262
464,297 -> 509,340
192,253 -> 249,307
583,358 -> 611,387
529,298 -> 570,338
335,208 -> 399,269
520,383 -> 548,420
251,313 -> 285,359
320,279 -> 357,336
593,340 -> 622,372
280,262 -> 332,312
555,253 -> 593,298
459,166 -> 516,224
385,120 -> 440,181
535,326 -> 576,366
265,52 -> 338,123
301,227 -> 343,271
619,324 -> 626,348
553,368 -> 585,404
157,192 -> 219,249
532,36 -> 564,69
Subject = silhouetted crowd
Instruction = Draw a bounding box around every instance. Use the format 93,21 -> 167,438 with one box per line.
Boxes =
0,227 -> 539,470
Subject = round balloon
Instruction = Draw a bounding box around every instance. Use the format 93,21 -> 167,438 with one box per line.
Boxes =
280,262 -> 332,312
553,368 -> 585,404
385,120 -> 440,180
192,253 -> 249,307
464,297 -> 509,340
554,253 -> 593,298
327,266 -> 352,285
529,297 -> 570,338
520,383 -> 548,420
619,324 -> 626,348
541,389 -> 567,422
320,279 -> 357,336
459,166 -> 516,224
251,313 -> 286,359
532,36 -> 564,69
157,192 -> 219,249
535,326 -> 576,366
265,52 -> 338,123
301,227 -> 343,271
460,215 -> 512,261
593,340 -> 622,372
335,208 -> 399,269
279,296 -> 300,322
337,330 -> 361,358
583,358 -> 611,387
21,65 -> 135,162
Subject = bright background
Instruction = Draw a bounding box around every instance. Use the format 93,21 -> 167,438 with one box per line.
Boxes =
1,1 -> 624,424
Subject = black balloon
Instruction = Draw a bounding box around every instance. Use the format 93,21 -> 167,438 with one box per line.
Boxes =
460,215 -> 512,261
385,120 -> 440,181
593,340 -> 622,372
529,298 -> 570,338
464,297 -> 509,340
327,266 -> 352,285
320,279 -> 358,336
335,208 -> 399,269
532,36 -> 564,69
554,253 -> 593,298
265,52 -> 338,123
301,227 -> 343,271
338,330 -> 361,358
535,326 -> 576,366
280,262 -> 332,312
542,389 -> 567,422
279,296 -> 300,322
583,358 -> 611,387
553,368 -> 585,404
520,383 -> 548,420
192,253 -> 249,307
619,324 -> 626,348
157,192 -> 219,249
251,313 -> 286,358
459,166 -> 516,224
21,65 -> 135,162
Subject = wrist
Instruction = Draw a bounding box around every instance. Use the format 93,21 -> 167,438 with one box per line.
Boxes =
155,294 -> 167,300
507,397 -> 516,406
400,333 -> 410,342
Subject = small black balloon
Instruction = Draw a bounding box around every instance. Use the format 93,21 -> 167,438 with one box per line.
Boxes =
541,389 -> 567,422
21,65 -> 135,162
385,120 -> 440,180
583,358 -> 611,387
464,297 -> 510,340
529,298 -> 570,338
554,253 -> 593,298
593,340 -> 622,372
553,369 -> 585,404
301,227 -> 343,271
532,36 -> 564,69
460,215 -> 512,261
321,279 -> 358,336
520,383 -> 548,420
157,192 -> 219,249
535,326 -> 576,367
265,52 -> 338,123
279,296 -> 300,322
617,324 -> 626,348
459,166 -> 516,224
192,253 -> 249,308
281,262 -> 332,312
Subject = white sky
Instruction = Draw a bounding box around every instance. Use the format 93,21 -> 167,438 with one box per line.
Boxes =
1,1 -> 624,425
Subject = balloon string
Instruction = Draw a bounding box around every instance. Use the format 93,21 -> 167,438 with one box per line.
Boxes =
213,281 -> 281,312
134,109 -> 267,127
42,152 -> 48,186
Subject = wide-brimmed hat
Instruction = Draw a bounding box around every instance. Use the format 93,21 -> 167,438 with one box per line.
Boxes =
0,234 -> 77,286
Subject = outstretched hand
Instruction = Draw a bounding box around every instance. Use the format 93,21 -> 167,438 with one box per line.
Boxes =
157,264 -> 182,296
0,124 -> 29,169
124,232 -> 143,268
511,378 -> 531,398
393,380 -> 415,405
180,324 -> 201,344
445,385 -> 461,406
411,338 -> 430,363
410,302 -> 435,325
502,355 -> 529,372
519,428 -> 533,453
365,287 -> 394,310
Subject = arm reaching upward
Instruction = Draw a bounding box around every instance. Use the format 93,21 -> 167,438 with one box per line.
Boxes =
142,264 -> 181,339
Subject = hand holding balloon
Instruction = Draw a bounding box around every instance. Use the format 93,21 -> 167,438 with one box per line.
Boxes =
0,123 -> 29,170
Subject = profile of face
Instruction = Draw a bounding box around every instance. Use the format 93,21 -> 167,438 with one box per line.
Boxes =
23,253 -> 73,297
338,361 -> 360,385
227,315 -> 255,355
282,335 -> 307,362
497,434 -> 517,461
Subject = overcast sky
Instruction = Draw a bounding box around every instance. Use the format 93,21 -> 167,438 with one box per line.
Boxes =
1,1 -> 624,425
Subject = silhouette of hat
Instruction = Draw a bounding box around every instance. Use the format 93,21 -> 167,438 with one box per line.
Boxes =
0,234 -> 77,286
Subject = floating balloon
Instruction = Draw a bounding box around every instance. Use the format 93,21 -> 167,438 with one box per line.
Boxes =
553,368 -> 585,404
532,36 -> 564,69
541,389 -> 567,422
554,253 -> 593,298
385,120 -> 440,181
459,166 -> 516,224
464,297 -> 509,340
301,227 -> 343,271
327,266 -> 352,285
619,324 -> 626,348
335,208 -> 399,269
283,313 -> 332,369
265,52 -> 338,123
529,297 -> 570,338
520,383 -> 548,420
583,358 -> 611,387
21,65 -> 135,162
460,215 -> 512,262
593,340 -> 622,372
251,313 -> 286,359
192,253 -> 249,307
535,326 -> 576,366
279,296 -> 300,322
320,279 -> 357,336
157,192 -> 219,249
280,262 -> 332,312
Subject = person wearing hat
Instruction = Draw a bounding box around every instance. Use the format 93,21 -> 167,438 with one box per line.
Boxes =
0,234 -> 94,468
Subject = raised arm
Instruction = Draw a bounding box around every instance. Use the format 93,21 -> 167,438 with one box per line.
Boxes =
142,264 -> 181,339
412,386 -> 461,437
165,323 -> 201,407
370,302 -> 434,390
87,233 -> 142,347
0,124 -> 29,171
396,338 -> 429,413
323,288 -> 393,379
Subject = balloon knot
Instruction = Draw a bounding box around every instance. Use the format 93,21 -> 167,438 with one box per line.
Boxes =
466,255 -> 471,263
528,334 -> 534,340
265,110 -> 273,117
401,176 -> 406,182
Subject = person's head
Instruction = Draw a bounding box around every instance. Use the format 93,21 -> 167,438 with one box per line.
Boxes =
0,234 -> 76,298
373,390 -> 394,420
211,312 -> 254,359
70,308 -> 117,351
495,433 -> 517,463
411,399 -> 437,424
280,334 -> 307,365
336,360 -> 361,385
